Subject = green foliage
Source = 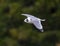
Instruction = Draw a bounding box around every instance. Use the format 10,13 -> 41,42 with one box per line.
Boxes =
0,0 -> 60,46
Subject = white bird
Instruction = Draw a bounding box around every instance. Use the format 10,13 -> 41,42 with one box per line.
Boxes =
21,14 -> 45,32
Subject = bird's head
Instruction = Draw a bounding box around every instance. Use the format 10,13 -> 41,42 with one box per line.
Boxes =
24,17 -> 32,23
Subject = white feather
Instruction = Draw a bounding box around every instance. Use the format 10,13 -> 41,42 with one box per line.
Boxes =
21,14 -> 45,32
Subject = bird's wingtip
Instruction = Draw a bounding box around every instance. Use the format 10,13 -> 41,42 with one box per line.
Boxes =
40,29 -> 44,32
21,14 -> 24,15
21,14 -> 27,15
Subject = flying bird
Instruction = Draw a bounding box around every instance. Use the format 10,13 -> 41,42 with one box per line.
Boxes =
21,14 -> 45,32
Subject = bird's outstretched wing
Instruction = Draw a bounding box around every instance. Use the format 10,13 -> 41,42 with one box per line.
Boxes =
21,14 -> 33,17
32,20 -> 43,32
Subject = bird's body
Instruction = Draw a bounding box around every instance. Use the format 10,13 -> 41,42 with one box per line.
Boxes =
21,14 -> 45,32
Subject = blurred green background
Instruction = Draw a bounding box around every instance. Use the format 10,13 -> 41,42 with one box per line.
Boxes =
0,0 -> 60,46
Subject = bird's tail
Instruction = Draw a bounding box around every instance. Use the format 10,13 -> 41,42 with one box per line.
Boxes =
40,19 -> 45,21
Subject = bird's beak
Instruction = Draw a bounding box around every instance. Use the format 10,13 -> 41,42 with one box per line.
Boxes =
24,19 -> 26,22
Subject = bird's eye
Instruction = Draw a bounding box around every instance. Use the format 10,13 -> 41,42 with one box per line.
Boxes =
26,19 -> 28,22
